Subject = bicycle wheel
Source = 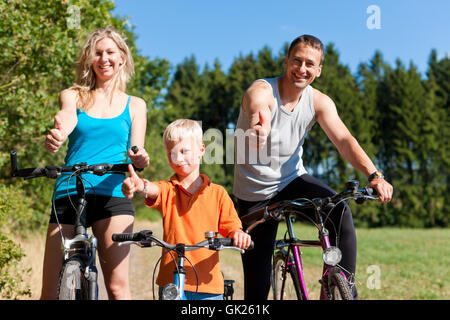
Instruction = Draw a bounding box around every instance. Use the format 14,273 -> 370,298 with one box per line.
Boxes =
327,267 -> 353,300
272,251 -> 303,300
57,258 -> 89,300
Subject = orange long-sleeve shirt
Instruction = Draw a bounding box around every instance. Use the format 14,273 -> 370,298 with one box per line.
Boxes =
145,174 -> 242,294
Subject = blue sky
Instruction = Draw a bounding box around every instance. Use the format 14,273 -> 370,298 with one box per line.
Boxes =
112,0 -> 449,76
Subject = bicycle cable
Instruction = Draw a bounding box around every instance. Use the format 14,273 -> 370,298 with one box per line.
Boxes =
151,246 -> 200,299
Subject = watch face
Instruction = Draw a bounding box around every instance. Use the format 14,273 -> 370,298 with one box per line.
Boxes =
376,171 -> 383,177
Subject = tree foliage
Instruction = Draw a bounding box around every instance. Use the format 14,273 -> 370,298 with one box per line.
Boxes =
0,0 -> 170,298
1,0 -> 448,299
165,41 -> 449,228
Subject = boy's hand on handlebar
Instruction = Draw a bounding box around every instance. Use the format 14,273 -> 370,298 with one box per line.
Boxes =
45,115 -> 67,153
232,229 -> 252,250
128,147 -> 150,169
368,178 -> 393,203
122,164 -> 144,199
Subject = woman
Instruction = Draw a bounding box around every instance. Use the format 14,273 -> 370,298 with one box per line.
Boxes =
43,27 -> 149,299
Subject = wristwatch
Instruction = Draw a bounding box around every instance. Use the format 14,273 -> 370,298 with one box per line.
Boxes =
368,170 -> 384,182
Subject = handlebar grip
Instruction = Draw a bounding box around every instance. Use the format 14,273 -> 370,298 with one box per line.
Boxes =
216,238 -> 254,250
365,187 -> 377,196
131,146 -> 139,154
217,238 -> 234,246
112,230 -> 152,242
10,150 -> 18,176
240,206 -> 268,225
108,163 -> 143,172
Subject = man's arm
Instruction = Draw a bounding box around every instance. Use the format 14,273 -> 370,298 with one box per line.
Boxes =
241,81 -> 273,149
314,88 -> 393,202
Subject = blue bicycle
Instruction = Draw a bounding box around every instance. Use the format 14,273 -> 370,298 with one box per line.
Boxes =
112,229 -> 253,300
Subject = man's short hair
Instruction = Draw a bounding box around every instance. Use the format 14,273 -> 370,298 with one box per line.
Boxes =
288,34 -> 324,64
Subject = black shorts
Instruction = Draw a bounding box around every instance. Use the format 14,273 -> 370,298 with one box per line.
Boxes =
49,194 -> 134,227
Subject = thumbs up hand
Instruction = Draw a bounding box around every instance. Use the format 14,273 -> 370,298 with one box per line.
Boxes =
45,115 -> 68,153
122,164 -> 145,199
248,108 -> 271,150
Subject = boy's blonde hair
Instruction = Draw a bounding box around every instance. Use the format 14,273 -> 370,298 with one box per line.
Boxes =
163,119 -> 203,148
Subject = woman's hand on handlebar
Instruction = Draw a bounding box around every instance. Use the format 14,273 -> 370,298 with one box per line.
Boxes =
128,146 -> 150,169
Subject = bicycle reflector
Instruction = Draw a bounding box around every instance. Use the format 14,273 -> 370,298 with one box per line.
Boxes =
162,283 -> 179,300
322,246 -> 342,266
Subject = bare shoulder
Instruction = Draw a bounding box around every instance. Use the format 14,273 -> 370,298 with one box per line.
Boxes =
130,96 -> 146,109
243,80 -> 275,110
246,80 -> 273,98
129,95 -> 147,115
59,88 -> 78,110
312,87 -> 336,114
59,88 -> 78,101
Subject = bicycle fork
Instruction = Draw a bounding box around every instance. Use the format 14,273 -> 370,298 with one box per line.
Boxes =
62,234 -> 99,300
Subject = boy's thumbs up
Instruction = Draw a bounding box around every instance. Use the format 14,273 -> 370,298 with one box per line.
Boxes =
128,163 -> 138,178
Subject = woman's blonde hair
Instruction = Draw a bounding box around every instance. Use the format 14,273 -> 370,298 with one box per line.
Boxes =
163,119 -> 203,148
71,26 -> 134,110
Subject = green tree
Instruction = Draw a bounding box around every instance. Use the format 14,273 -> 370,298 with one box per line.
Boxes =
0,0 -> 171,297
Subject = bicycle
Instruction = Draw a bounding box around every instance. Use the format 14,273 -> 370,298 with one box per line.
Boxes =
112,229 -> 253,300
240,180 -> 378,300
9,148 -> 142,300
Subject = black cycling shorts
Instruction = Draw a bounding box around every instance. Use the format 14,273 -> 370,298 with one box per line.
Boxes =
49,194 -> 134,227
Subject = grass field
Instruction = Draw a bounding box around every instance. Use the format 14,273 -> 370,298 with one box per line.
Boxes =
220,221 -> 450,300
11,215 -> 449,300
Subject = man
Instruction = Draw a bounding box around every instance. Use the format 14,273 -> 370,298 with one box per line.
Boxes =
233,35 -> 393,300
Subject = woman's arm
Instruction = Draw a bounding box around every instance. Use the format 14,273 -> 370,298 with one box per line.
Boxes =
128,96 -> 149,168
45,89 -> 78,153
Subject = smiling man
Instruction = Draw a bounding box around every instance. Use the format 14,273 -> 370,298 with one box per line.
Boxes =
233,34 -> 393,300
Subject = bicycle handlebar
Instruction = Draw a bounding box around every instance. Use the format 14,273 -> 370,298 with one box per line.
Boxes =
10,149 -> 143,180
240,180 -> 378,227
112,229 -> 254,252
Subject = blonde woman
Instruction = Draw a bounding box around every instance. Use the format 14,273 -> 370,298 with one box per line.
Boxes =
43,27 -> 149,300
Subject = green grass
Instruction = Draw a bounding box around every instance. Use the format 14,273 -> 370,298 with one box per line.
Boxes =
276,223 -> 450,299
136,212 -> 450,300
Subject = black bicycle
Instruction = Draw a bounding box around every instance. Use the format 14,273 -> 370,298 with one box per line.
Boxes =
10,148 -> 141,300
241,180 -> 378,300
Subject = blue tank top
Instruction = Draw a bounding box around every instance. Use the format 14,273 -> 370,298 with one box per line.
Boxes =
53,96 -> 132,199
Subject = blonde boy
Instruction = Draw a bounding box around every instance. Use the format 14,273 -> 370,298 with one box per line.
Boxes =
122,119 -> 251,300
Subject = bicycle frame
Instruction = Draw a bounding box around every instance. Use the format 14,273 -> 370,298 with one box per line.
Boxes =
10,149 -> 141,300
243,181 -> 377,300
274,211 -> 336,300
56,170 -> 99,300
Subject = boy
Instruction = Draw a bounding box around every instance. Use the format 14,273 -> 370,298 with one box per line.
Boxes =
122,119 -> 251,300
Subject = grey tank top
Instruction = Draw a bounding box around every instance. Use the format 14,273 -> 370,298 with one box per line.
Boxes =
233,77 -> 316,201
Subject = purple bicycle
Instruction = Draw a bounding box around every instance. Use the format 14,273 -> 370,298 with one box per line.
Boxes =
241,180 -> 378,300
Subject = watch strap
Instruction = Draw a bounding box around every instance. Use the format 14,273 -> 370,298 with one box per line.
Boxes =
368,170 -> 384,182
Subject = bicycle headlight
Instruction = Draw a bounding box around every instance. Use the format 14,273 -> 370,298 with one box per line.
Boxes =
161,283 -> 180,300
322,246 -> 342,266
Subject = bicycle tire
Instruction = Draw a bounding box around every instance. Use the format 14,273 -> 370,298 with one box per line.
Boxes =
57,258 -> 89,300
327,267 -> 353,300
272,251 -> 303,300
